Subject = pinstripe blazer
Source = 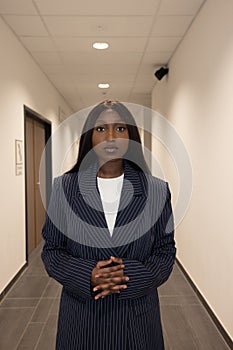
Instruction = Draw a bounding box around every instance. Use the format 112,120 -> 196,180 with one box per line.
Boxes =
41,159 -> 176,350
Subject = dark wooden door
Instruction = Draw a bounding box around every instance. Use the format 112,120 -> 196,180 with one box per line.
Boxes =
25,117 -> 46,254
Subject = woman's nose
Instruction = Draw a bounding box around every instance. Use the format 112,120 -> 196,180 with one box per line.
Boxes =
106,127 -> 115,140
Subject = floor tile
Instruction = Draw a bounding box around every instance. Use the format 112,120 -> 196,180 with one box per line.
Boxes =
16,323 -> 44,350
171,263 -> 181,275
0,308 -> 34,350
182,304 -> 230,350
161,304 -> 199,349
42,279 -> 62,298
35,314 -> 58,350
28,241 -> 43,264
159,294 -> 200,306
159,271 -> 195,296
0,298 -> 39,308
24,258 -> 47,277
49,298 -> 60,315
31,298 -> 54,322
6,276 -> 49,298
163,329 -> 171,350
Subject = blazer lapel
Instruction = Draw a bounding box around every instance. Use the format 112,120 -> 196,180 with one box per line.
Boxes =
111,161 -> 148,256
71,160 -> 148,259
71,162 -> 118,258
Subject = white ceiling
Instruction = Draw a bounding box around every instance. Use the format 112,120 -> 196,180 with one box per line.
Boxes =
0,0 -> 206,111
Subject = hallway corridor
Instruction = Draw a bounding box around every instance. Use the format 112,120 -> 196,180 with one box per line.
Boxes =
0,243 -> 230,350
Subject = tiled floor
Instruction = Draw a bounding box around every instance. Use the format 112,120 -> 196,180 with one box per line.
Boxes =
0,242 -> 231,350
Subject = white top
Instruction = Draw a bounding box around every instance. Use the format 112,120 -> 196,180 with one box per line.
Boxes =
97,173 -> 124,236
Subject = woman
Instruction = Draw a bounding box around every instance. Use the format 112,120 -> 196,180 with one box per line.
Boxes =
41,100 -> 176,350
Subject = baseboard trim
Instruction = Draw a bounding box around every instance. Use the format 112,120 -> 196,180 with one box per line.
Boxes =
175,258 -> 233,349
0,262 -> 28,302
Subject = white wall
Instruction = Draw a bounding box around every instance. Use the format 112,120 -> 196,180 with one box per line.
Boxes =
151,0 -> 233,340
0,17 -> 73,295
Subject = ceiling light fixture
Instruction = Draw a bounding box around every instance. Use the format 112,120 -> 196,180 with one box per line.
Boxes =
98,83 -> 110,89
93,42 -> 109,50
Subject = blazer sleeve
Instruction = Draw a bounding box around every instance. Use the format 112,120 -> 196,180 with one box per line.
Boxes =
118,182 -> 176,300
41,177 -> 97,299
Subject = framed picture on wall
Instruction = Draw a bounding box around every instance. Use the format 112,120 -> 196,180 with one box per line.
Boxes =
15,139 -> 23,176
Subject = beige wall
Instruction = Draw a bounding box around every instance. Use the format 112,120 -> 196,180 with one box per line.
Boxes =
0,17 -> 73,295
151,0 -> 233,339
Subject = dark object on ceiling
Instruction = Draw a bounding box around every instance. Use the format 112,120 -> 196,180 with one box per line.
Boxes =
154,67 -> 169,80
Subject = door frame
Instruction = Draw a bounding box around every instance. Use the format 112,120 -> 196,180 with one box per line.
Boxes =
24,105 -> 52,263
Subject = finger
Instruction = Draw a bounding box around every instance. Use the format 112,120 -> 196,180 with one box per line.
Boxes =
93,278 -> 128,292
93,282 -> 114,292
105,276 -> 129,284
96,258 -> 112,269
96,264 -> 124,276
110,284 -> 128,292
94,276 -> 129,289
97,274 -> 129,285
93,283 -> 117,299
94,284 -> 128,300
94,289 -> 111,300
95,268 -> 124,279
110,256 -> 123,265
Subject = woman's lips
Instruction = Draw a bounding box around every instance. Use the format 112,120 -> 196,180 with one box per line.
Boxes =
104,146 -> 118,153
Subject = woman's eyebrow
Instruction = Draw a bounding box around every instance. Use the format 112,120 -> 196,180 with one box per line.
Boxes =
95,120 -> 126,124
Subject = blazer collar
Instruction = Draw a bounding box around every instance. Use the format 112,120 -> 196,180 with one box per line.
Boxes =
71,159 -> 149,257
78,159 -> 146,197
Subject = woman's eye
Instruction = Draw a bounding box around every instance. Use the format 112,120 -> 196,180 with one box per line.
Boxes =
95,126 -> 105,132
116,126 -> 127,132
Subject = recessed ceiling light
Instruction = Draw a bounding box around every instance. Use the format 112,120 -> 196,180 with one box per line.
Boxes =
93,42 -> 109,50
98,83 -> 110,89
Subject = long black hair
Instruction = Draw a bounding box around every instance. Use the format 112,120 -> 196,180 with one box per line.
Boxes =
66,100 -> 151,174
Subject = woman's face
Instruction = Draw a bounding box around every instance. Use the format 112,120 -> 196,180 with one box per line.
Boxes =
92,109 -> 129,165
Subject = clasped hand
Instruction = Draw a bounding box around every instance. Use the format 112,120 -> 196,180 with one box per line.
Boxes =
91,256 -> 129,300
